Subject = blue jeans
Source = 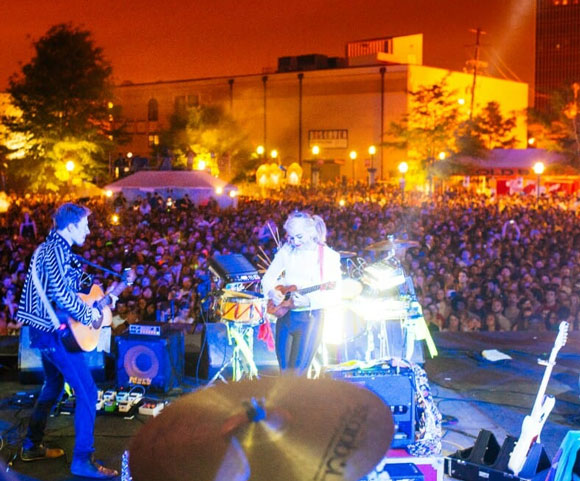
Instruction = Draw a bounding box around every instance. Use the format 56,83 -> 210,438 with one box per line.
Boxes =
26,329 -> 97,460
275,309 -> 323,375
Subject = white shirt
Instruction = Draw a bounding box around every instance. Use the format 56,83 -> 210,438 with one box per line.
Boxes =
261,243 -> 341,310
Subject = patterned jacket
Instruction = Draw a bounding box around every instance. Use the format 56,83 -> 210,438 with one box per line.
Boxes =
16,230 -> 93,332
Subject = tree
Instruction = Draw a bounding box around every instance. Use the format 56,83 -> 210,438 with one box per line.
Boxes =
5,23 -> 116,191
159,104 -> 254,181
469,101 -> 517,150
383,80 -> 462,179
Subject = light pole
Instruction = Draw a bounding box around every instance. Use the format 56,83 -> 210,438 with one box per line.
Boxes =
368,145 -> 377,186
311,145 -> 320,187
349,150 -> 357,183
398,161 -> 408,203
65,160 -> 75,193
533,161 -> 545,200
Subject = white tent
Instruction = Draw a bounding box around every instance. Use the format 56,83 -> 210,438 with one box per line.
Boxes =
455,149 -> 567,177
103,171 -> 238,208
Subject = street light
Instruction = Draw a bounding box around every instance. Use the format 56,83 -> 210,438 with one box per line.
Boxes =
311,145 -> 320,187
256,145 -> 265,157
368,145 -> 377,186
349,150 -> 357,182
270,149 -> 278,160
65,160 -> 75,193
532,161 -> 545,200
398,161 -> 408,203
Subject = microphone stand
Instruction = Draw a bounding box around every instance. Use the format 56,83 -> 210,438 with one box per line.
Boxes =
74,255 -> 125,279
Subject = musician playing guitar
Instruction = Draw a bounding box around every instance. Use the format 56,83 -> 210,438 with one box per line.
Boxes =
16,203 -> 119,479
262,211 -> 341,375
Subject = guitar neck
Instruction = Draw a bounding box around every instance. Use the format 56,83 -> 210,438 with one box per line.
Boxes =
96,282 -> 127,311
297,282 -> 332,296
531,322 -> 568,415
531,356 -> 556,415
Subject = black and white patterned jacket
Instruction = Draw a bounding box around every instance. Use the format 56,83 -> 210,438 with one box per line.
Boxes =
16,230 -> 93,332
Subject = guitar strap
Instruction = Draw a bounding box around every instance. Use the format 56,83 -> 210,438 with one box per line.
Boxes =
30,246 -> 62,331
318,243 -> 324,282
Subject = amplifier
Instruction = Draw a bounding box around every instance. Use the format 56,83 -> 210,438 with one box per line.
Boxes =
325,365 -> 416,448
209,254 -> 260,283
129,324 -> 168,336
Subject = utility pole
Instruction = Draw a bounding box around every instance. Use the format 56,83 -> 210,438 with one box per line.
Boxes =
467,27 -> 487,121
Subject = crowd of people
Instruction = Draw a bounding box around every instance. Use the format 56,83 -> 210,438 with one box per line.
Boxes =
1,183 -> 580,338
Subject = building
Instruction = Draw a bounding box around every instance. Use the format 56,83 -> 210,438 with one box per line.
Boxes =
535,0 -> 580,112
103,35 -> 530,183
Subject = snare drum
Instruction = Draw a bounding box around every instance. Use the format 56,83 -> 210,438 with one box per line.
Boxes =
220,297 -> 266,324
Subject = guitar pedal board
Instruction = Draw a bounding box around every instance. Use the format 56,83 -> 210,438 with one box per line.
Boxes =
95,389 -> 144,416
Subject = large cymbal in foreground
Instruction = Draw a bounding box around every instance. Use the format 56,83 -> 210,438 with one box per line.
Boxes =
129,376 -> 394,481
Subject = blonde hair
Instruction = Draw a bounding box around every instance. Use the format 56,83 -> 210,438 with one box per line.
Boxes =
284,211 -> 327,244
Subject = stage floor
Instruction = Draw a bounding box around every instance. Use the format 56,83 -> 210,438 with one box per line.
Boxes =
0,330 -> 578,481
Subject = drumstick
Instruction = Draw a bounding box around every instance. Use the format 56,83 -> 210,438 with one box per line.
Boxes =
267,222 -> 281,247
258,246 -> 272,264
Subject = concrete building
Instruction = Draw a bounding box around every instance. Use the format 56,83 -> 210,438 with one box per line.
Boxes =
535,0 -> 580,112
111,34 -> 531,182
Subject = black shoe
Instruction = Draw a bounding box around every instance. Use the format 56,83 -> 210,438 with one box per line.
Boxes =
21,442 -> 65,462
71,456 -> 118,479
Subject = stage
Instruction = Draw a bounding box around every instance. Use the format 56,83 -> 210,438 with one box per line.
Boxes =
0,330 -> 578,480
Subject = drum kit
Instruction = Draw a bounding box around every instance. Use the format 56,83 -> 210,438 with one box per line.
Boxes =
207,236 -> 424,382
335,236 -> 423,364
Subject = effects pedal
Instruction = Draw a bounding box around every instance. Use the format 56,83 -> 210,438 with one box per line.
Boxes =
138,399 -> 165,417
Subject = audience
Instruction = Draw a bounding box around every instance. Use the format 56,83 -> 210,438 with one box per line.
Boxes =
1,183 -> 580,339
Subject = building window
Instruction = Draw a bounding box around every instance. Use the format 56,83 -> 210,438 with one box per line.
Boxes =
174,95 -> 186,113
148,134 -> 159,147
187,94 -> 200,107
147,98 -> 159,121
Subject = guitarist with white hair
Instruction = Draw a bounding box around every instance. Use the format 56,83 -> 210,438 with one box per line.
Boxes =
262,211 -> 341,375
16,203 -> 119,479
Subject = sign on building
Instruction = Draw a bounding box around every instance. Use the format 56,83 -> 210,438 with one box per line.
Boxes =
308,129 -> 348,149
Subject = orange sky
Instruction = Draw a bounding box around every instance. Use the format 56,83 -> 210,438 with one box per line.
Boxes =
2,0 -> 535,91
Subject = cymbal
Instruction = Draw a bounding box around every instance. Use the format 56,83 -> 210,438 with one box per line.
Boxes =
129,376 -> 394,481
364,239 -> 420,252
339,250 -> 357,259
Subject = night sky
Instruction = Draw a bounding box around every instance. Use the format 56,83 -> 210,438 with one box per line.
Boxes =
2,0 -> 535,92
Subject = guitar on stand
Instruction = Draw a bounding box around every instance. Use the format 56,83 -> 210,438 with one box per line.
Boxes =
508,321 -> 569,476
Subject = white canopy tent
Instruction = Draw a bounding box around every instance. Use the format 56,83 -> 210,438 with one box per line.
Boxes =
103,171 -> 238,208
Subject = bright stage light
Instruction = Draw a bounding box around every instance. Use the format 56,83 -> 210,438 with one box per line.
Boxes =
362,263 -> 406,290
323,305 -> 346,345
348,297 -> 409,322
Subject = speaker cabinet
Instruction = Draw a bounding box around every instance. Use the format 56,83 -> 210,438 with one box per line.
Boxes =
18,326 -> 105,384
116,332 -> 184,392
326,365 -> 416,448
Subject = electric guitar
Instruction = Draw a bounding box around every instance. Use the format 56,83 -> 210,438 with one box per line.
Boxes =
267,282 -> 336,318
59,270 -> 135,352
508,321 -> 569,476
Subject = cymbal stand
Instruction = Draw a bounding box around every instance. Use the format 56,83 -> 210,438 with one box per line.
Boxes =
364,323 -> 375,362
378,319 -> 391,359
207,322 -> 259,385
